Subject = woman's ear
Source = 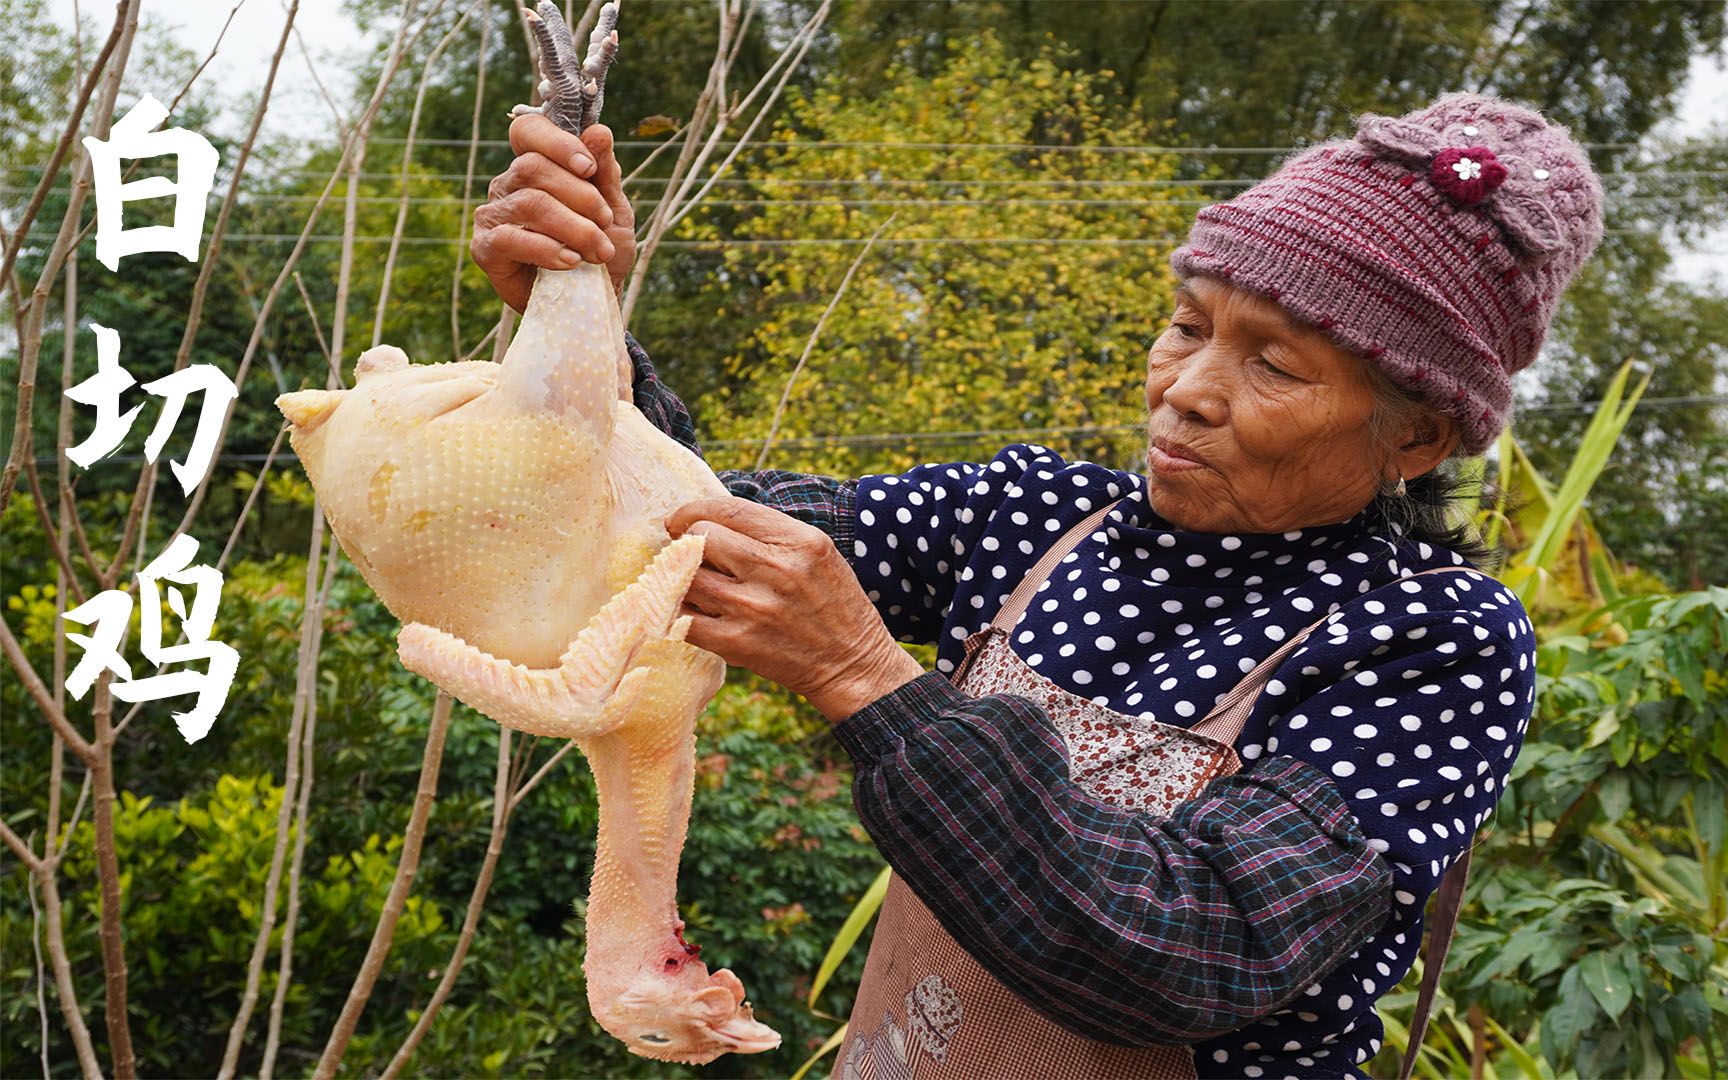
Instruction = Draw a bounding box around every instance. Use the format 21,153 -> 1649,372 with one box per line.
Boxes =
1394,412 -> 1462,478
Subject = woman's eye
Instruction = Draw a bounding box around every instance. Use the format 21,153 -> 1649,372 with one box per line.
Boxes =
1258,355 -> 1294,377
1171,321 -> 1201,339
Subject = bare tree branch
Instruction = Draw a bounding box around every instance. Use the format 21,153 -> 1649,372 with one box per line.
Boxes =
458,318 -> 500,362
381,725 -> 515,1077
21,459 -> 93,605
0,0 -> 130,297
314,691 -> 456,1079
756,212 -> 894,469
260,528 -> 341,1080
28,855 -> 51,1080
1,820 -> 43,869
0,616 -> 97,765
217,509 -> 331,1079
509,737 -> 577,810
288,0 -> 351,138
216,425 -> 289,571
88,675 -> 135,1078
33,863 -> 101,1078
375,0 -> 482,346
451,0 -> 492,358
661,0 -> 831,236
293,271 -> 336,376
0,0 -> 141,518
621,0 -> 831,323
110,0 -> 306,580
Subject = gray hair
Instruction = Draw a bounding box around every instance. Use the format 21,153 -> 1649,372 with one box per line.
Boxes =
1360,362 -> 1499,568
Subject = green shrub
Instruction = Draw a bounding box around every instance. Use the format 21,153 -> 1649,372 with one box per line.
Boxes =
1,775 -> 447,1076
1371,588 -> 1728,1077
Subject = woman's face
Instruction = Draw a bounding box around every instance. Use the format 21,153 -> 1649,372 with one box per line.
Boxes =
1144,276 -> 1392,535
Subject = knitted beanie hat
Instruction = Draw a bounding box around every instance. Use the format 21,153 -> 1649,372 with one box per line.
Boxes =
1170,92 -> 1605,454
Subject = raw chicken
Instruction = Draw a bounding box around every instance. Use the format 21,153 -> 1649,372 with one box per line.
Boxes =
273,3 -> 780,1063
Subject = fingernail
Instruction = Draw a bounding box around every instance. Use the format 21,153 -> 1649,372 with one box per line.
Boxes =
570,152 -> 596,176
600,241 -> 616,262
558,247 -> 582,266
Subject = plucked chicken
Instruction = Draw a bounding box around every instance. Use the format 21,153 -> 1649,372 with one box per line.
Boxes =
273,2 -> 779,1063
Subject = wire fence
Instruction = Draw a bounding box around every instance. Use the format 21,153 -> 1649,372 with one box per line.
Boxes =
33,396 -> 1728,468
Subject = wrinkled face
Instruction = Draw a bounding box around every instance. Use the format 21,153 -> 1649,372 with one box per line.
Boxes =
596,964 -> 780,1065
1144,276 -> 1388,535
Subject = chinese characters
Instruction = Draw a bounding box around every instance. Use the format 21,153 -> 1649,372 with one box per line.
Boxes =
62,97 -> 238,744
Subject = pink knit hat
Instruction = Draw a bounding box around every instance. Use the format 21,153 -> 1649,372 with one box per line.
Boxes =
1170,92 -> 1605,453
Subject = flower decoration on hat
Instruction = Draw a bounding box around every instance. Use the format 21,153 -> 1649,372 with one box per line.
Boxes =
1429,146 -> 1507,206
1352,93 -> 1602,264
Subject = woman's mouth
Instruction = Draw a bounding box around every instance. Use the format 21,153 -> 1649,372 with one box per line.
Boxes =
1149,437 -> 1209,473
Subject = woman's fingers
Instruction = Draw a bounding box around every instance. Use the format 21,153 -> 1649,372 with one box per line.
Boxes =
580,124 -> 635,229
576,124 -> 638,295
475,115 -> 636,309
509,112 -> 598,178
675,517 -> 768,579
669,497 -> 819,549
471,214 -> 582,273
664,497 -> 920,718
488,151 -> 614,229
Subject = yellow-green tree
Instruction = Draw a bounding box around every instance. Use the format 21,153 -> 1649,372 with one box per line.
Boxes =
685,35 -> 1197,478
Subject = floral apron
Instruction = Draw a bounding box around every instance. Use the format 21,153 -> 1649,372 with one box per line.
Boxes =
835,500 -> 1475,1080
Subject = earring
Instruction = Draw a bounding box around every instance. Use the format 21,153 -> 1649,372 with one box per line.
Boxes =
1394,474 -> 1407,497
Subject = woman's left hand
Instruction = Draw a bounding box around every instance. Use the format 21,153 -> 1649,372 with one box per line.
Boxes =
667,498 -> 925,721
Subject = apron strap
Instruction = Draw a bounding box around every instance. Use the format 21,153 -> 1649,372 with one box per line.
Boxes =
989,499 -> 1126,634
1400,847 -> 1472,1080
1183,563 -> 1486,1078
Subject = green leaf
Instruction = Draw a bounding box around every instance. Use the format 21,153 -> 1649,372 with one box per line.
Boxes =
1543,966 -> 1602,1064
1610,722 -> 1638,768
1483,1014 -> 1548,1080
1580,950 -> 1633,1022
1597,773 -> 1631,823
808,864 -> 890,1008
1585,708 -> 1621,749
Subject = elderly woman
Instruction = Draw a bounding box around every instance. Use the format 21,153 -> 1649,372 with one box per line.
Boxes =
471,93 -> 1602,1078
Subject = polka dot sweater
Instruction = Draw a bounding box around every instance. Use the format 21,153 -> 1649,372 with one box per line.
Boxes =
623,338 -> 1533,1077
837,443 -> 1534,1077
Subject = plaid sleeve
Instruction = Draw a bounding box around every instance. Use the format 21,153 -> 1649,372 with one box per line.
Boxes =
716,470 -> 859,547
624,333 -> 858,540
625,331 -> 702,457
831,673 -> 1393,1045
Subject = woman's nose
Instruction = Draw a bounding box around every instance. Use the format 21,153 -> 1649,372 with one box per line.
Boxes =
1158,348 -> 1230,425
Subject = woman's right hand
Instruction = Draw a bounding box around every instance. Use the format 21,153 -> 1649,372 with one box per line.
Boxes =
471,115 -> 638,313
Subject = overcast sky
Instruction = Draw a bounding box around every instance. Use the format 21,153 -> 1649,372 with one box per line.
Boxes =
47,0 -> 1728,288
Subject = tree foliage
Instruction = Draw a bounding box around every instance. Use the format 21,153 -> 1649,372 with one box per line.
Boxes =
688,34 -> 1192,478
